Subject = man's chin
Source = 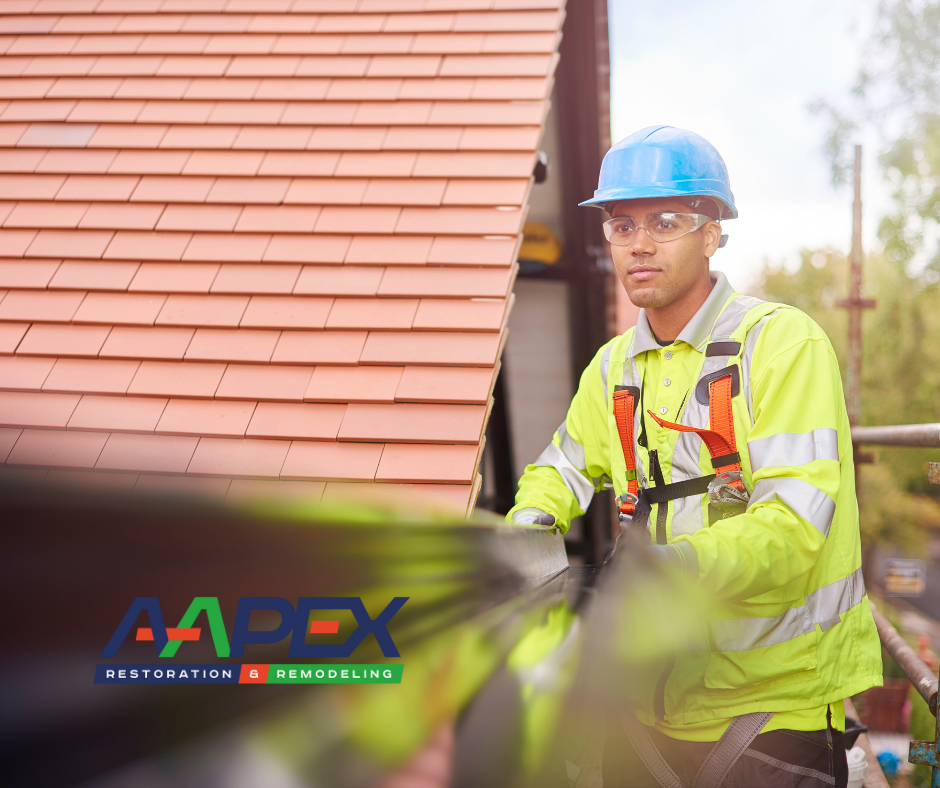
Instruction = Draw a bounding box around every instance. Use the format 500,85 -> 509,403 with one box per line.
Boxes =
623,283 -> 667,309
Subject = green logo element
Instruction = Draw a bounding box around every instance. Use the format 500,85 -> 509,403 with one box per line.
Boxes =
267,665 -> 403,684
160,597 -> 230,658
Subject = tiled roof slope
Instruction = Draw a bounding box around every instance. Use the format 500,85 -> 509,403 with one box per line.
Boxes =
0,0 -> 564,517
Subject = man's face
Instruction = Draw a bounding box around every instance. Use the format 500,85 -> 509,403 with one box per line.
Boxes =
608,198 -> 721,308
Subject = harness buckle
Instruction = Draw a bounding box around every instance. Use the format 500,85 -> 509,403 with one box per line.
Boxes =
711,470 -> 745,490
616,491 -> 639,522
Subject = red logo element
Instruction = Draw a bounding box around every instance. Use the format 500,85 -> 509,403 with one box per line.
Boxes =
308,620 -> 340,634
238,664 -> 269,684
136,627 -> 201,641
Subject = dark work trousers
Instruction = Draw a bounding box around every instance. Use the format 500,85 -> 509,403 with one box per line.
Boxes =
603,720 -> 849,788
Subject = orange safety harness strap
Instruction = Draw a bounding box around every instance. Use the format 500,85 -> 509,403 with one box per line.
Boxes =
611,369 -> 746,525
612,385 -> 640,517
646,373 -> 745,490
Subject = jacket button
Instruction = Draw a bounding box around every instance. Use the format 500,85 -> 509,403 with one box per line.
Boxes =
660,406 -> 668,415
664,378 -> 671,386
664,351 -> 673,359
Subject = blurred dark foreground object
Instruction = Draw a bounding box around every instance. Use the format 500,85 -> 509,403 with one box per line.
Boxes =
0,480 -> 595,788
3,481 -> 716,788
842,717 -> 868,749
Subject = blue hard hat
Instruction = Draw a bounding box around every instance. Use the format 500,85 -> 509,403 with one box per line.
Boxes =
580,126 -> 738,219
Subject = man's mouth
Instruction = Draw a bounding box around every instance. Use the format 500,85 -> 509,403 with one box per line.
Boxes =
627,265 -> 661,282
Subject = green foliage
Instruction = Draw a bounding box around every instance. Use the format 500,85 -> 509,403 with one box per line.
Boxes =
757,250 -> 940,551
814,0 -> 940,279
758,249 -> 847,361
757,248 -> 940,458
908,684 -> 933,788
871,596 -> 911,679
789,0 -> 940,553
858,469 -> 937,554
873,694 -> 933,786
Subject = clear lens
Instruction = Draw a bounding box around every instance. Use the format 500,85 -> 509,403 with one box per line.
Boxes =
603,213 -> 713,247
647,212 -> 703,241
604,217 -> 637,245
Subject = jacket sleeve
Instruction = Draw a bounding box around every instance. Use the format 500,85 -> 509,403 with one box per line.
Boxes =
507,342 -> 614,533
675,313 -> 848,600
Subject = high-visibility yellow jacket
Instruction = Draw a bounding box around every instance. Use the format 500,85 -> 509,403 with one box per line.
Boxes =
508,272 -> 882,732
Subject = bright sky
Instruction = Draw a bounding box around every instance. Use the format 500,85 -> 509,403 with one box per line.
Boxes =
607,0 -> 892,292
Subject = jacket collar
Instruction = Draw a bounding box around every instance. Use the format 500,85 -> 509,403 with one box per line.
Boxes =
632,271 -> 736,355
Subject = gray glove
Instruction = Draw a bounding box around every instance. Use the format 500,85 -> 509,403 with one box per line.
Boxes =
511,507 -> 556,527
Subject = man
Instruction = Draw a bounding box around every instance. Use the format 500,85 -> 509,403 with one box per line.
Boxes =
508,126 -> 882,787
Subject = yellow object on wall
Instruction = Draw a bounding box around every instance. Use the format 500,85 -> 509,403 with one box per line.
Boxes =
519,222 -> 563,265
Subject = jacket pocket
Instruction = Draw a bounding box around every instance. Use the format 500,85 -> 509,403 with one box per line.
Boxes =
702,607 -> 819,690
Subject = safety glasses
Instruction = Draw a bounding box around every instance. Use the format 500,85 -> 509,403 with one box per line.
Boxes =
603,212 -> 715,247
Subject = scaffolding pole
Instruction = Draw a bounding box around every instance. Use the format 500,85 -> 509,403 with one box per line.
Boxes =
837,145 -> 877,476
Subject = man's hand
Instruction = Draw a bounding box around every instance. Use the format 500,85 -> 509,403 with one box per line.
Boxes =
511,508 -> 556,527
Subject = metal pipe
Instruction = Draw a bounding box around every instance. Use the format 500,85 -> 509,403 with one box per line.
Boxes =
852,424 -> 940,447
871,602 -> 939,715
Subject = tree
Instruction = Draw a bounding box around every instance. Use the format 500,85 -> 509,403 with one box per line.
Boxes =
758,248 -> 940,552
814,0 -> 940,285
794,0 -> 940,552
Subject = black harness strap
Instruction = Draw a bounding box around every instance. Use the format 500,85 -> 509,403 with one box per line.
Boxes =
642,475 -> 715,505
648,450 -> 668,544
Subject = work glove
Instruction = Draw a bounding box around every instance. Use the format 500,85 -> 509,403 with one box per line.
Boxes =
511,508 -> 556,527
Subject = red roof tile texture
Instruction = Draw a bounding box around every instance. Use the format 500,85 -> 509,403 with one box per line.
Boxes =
0,0 -> 564,516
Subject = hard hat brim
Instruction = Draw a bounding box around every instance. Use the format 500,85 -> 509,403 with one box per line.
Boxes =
579,181 -> 738,220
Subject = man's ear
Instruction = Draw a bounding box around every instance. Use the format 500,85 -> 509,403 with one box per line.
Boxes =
703,221 -> 722,258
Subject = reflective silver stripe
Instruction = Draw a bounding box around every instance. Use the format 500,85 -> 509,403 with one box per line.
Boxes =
670,395 -> 707,534
677,293 -> 755,435
748,477 -> 836,537
670,499 -> 704,537
672,349 -> 727,456
706,294 -> 765,346
610,347 -> 646,495
620,293 -> 766,527
674,271 -> 735,350
629,356 -> 646,485
667,296 -> 761,536
557,421 -> 586,470
533,442 -> 595,511
600,344 -> 611,403
742,312 -> 773,420
748,428 -> 839,471
692,569 -> 866,652
623,331 -> 637,384
742,749 -> 836,785
806,567 -> 865,627
670,353 -> 739,535
705,604 -> 814,652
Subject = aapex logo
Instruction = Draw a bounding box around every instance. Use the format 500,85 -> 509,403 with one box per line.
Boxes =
95,595 -> 408,686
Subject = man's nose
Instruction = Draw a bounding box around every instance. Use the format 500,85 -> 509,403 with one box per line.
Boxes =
631,225 -> 656,255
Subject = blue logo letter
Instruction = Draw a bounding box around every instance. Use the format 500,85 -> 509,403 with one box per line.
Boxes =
290,597 -> 408,658
230,597 -> 296,657
101,597 -> 168,658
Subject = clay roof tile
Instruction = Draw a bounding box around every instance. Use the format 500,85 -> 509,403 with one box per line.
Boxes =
0,0 -> 564,511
